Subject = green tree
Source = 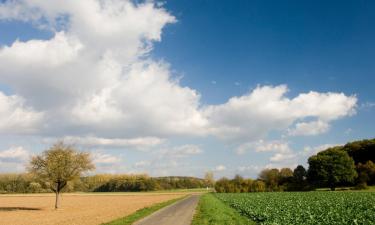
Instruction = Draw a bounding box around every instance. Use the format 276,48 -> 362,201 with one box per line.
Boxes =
290,165 -> 308,191
343,138 -> 375,164
307,147 -> 357,191
259,168 -> 280,191
293,165 -> 307,182
28,142 -> 95,209
251,180 -> 266,192
356,160 -> 375,186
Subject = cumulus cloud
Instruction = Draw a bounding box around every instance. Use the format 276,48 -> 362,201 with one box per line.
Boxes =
288,120 -> 330,136
43,136 -> 165,150
236,140 -> 297,165
204,85 -> 357,141
0,0 -> 358,157
0,92 -> 43,134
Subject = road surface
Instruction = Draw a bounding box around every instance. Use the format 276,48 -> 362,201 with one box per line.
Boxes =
133,195 -> 200,225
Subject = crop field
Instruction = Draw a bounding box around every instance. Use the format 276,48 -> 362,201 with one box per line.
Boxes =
0,193 -> 185,225
215,192 -> 375,225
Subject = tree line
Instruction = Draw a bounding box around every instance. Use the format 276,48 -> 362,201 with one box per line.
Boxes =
0,173 -> 208,194
215,138 -> 375,192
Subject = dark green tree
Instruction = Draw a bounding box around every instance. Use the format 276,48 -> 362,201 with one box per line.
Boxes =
307,147 -> 357,190
343,138 -> 375,164
356,160 -> 375,187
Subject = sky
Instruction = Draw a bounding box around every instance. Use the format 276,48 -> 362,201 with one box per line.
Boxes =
0,0 -> 374,178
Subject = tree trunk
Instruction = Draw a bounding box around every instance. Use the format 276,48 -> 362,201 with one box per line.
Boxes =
330,185 -> 335,191
55,191 -> 60,209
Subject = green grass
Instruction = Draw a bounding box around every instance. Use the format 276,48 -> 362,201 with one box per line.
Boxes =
192,193 -> 254,225
102,196 -> 186,225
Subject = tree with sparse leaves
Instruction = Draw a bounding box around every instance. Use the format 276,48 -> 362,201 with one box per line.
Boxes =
28,142 -> 95,209
204,171 -> 215,188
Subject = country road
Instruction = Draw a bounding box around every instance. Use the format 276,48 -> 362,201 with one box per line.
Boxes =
133,195 -> 200,225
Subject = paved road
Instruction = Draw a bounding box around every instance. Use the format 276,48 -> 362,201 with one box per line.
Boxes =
133,195 -> 200,225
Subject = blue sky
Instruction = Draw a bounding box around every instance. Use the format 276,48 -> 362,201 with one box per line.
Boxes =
0,0 -> 374,178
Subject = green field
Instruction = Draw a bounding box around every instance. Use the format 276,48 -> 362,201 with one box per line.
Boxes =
215,192 -> 375,225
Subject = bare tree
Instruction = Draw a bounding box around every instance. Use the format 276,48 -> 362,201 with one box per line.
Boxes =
28,142 -> 95,209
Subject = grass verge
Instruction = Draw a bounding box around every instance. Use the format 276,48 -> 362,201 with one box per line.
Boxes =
102,195 -> 186,225
192,193 -> 254,225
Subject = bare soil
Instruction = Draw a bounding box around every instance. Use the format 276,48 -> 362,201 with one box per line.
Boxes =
0,193 -> 185,225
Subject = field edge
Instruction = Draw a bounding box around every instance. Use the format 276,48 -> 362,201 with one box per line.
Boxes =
192,193 -> 254,225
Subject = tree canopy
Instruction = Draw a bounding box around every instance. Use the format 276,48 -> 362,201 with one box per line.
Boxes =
28,142 -> 94,208
307,147 -> 357,190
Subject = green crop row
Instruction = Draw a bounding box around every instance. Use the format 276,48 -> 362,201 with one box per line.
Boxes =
215,192 -> 375,225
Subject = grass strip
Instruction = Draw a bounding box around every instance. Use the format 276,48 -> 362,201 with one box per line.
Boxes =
192,193 -> 255,225
102,195 -> 187,225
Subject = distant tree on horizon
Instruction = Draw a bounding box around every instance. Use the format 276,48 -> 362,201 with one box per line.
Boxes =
204,171 -> 215,188
28,142 -> 95,209
259,168 -> 280,191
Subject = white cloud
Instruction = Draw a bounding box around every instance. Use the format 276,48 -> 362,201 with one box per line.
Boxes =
159,145 -> 203,158
92,152 -> 120,164
302,143 -> 342,157
0,92 -> 43,134
0,0 -> 209,138
0,146 -> 30,173
0,146 -> 29,161
288,120 -> 330,136
0,0 -> 358,164
237,139 -> 291,154
236,140 -> 297,164
0,32 -> 82,68
204,85 -> 357,141
43,136 -> 165,150
214,165 -> 226,172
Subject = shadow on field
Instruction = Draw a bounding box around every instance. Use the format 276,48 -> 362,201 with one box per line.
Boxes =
0,207 -> 41,211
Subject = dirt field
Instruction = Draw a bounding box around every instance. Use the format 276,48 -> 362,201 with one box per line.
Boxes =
0,193 -> 186,225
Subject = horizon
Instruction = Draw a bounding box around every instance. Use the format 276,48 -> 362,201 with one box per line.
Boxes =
0,0 -> 374,179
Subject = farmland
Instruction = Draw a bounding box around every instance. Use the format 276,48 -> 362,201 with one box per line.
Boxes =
215,192 -> 375,225
0,193 -> 186,225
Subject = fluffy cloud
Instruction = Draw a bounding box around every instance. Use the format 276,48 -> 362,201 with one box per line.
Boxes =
43,136 -> 165,150
0,146 -> 29,161
0,146 -> 30,172
204,85 -> 357,141
236,140 -> 297,166
0,0 -> 358,153
288,120 -> 330,136
0,92 -> 43,134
